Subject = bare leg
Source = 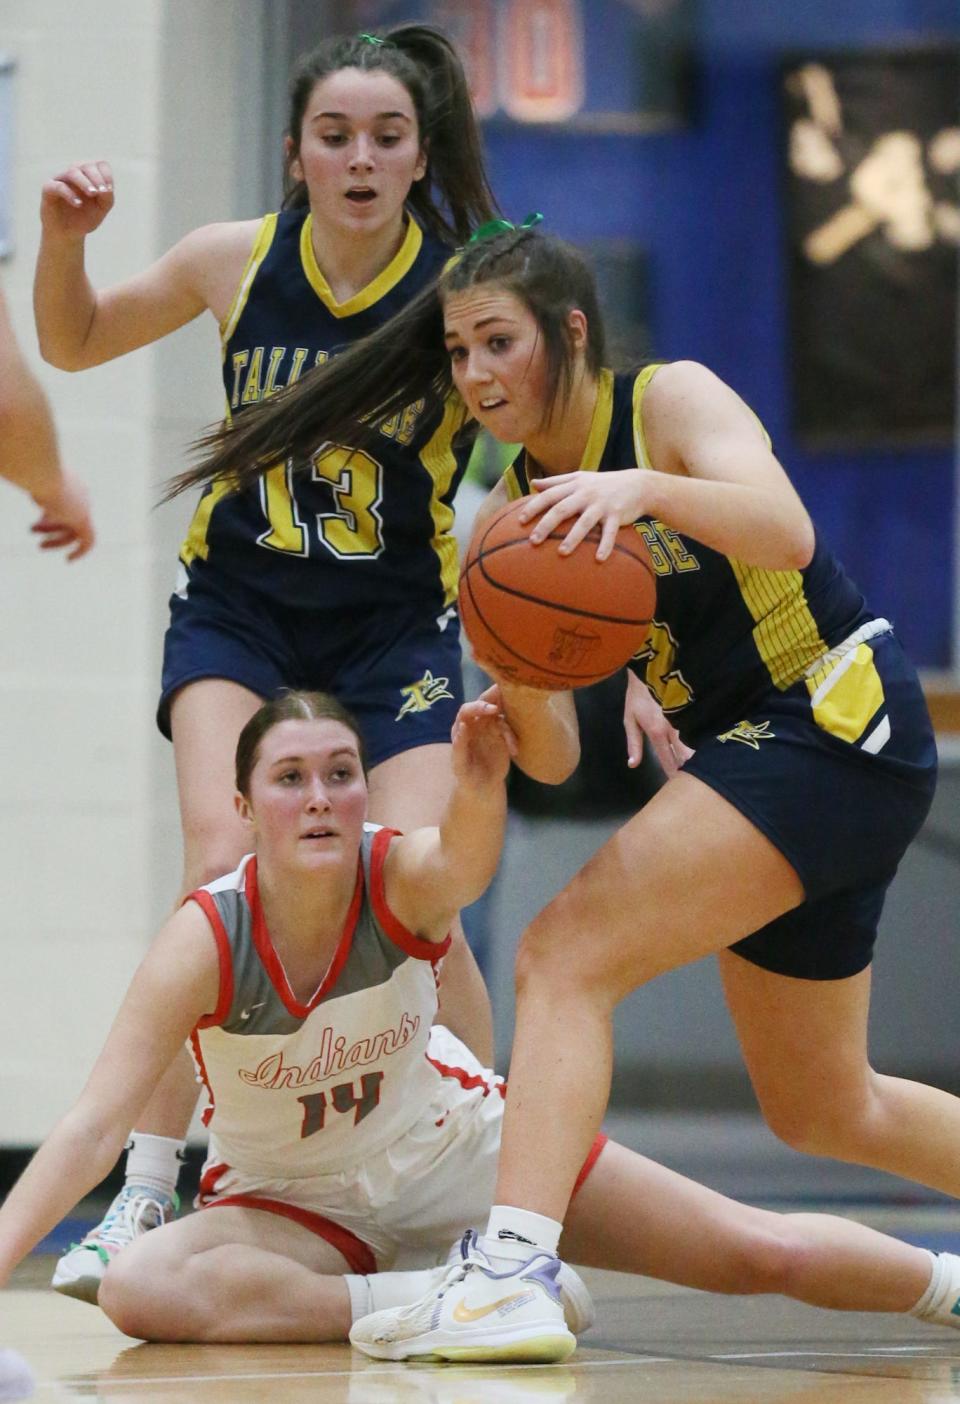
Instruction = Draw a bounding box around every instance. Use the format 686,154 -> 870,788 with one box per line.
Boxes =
721,953 -> 960,1198
98,1205 -> 353,1342
368,742 -> 494,1066
562,1140 -> 930,1313
170,678 -> 266,895
495,774 -> 805,1219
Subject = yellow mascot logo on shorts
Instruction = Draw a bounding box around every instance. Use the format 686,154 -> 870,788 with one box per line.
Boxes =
717,719 -> 775,749
396,670 -> 454,720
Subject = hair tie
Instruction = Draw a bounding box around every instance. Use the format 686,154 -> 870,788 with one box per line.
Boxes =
358,32 -> 387,46
467,212 -> 544,245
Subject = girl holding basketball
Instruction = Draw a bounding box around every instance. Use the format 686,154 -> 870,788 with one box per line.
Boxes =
1,689 -> 957,1357
185,227 -> 954,1362
33,28 -> 505,1299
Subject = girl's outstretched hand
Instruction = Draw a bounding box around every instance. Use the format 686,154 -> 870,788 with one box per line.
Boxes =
623,669 -> 694,777
31,471 -> 95,560
451,692 -> 517,787
519,469 -> 651,560
41,161 -> 115,240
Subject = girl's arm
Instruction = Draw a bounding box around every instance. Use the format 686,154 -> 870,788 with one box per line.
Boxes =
464,481 -> 581,785
0,902 -> 219,1286
0,285 -> 95,559
519,361 -> 815,571
487,679 -> 580,785
383,697 -> 514,940
34,160 -> 258,369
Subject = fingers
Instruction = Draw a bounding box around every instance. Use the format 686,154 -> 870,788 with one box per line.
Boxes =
42,162 -> 114,228
31,515 -> 95,560
623,713 -> 645,769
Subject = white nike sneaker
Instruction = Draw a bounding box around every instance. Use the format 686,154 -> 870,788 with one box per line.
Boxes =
51,1185 -> 178,1304
445,1230 -> 594,1336
350,1237 -> 579,1363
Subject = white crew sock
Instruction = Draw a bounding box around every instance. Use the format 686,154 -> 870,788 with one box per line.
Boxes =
124,1133 -> 185,1200
910,1250 -> 960,1328
344,1268 -> 444,1322
481,1205 -> 563,1265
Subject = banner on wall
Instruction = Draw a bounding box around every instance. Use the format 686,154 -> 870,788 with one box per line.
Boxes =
349,0 -> 694,132
783,47 -> 960,447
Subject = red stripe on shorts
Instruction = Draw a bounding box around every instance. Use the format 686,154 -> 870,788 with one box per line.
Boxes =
426,1054 -> 506,1099
200,1193 -> 376,1275
572,1133 -> 608,1199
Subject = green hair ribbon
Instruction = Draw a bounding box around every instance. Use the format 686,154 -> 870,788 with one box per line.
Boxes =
467,212 -> 544,244
358,32 -> 386,46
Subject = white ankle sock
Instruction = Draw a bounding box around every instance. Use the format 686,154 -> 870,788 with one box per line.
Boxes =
482,1205 -> 562,1264
344,1268 -> 441,1322
910,1250 -> 960,1327
124,1133 -> 185,1200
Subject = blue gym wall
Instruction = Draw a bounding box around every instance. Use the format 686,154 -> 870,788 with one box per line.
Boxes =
482,0 -> 960,669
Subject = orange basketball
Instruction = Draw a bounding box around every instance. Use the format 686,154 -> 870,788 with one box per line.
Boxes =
459,498 -> 656,689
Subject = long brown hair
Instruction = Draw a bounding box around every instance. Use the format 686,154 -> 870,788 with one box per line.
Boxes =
283,26 -> 497,245
167,230 -> 607,501
235,691 -> 367,798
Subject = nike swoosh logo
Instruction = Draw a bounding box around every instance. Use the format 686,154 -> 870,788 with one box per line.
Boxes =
452,1291 -> 534,1323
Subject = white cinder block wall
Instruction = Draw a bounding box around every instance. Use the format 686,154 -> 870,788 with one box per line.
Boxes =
0,0 -> 268,1141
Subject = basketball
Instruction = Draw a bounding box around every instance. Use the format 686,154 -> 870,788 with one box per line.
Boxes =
459,498 -> 656,689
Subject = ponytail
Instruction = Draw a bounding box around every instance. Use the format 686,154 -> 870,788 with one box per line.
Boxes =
282,25 -> 498,243
163,281 -> 453,501
164,227 -> 609,502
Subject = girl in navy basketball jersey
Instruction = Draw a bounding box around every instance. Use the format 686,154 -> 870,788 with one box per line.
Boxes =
189,228 -> 958,1362
1,691 -> 958,1356
34,27 -> 500,1298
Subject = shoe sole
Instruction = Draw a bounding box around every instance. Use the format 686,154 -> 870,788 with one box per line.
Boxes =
353,1323 -> 577,1364
50,1268 -> 102,1305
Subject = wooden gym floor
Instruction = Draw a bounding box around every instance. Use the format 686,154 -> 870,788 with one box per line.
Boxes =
7,1169 -> 960,1403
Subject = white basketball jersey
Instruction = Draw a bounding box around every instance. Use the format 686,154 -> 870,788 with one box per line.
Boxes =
188,824 -> 450,1177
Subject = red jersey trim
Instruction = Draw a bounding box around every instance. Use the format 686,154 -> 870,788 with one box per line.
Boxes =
201,1193 -> 376,1275
186,889 -> 235,1029
245,854 -> 364,1017
188,1030 -> 216,1128
369,826 -> 452,962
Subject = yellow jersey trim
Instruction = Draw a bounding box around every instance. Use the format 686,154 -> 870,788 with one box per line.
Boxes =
729,557 -> 828,691
299,213 -> 423,318
579,367 -> 615,470
180,477 -> 236,568
503,367 -> 615,499
631,363 -> 665,470
220,213 -> 279,352
420,394 -> 470,606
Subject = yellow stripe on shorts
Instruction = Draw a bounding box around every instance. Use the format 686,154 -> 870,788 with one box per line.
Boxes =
805,642 -> 885,745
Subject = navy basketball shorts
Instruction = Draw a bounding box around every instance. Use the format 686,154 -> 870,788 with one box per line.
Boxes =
681,623 -> 937,980
158,563 -> 464,770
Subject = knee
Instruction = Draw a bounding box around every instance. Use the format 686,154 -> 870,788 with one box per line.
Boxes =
98,1253 -> 160,1340
758,1094 -> 870,1160
514,912 -> 629,1011
514,914 -> 581,1000
99,1243 -> 195,1342
721,1222 -> 816,1298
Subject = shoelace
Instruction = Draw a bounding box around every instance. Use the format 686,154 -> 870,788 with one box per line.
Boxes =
73,1188 -> 176,1263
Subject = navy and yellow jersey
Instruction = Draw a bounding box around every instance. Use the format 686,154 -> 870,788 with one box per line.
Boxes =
503,365 -> 872,744
179,209 -> 471,613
